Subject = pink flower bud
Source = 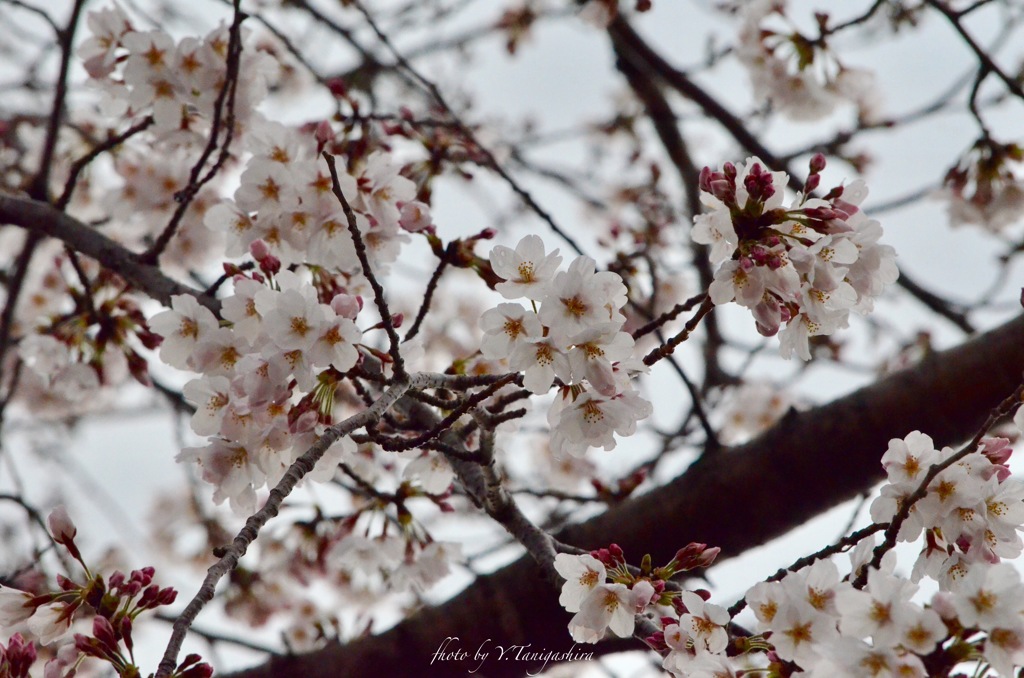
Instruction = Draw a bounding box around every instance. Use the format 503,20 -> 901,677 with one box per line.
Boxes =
326,78 -> 347,98
671,542 -> 720,571
249,239 -> 271,261
120,615 -> 134,654
330,294 -> 361,320
136,567 -> 155,586
260,254 -> 281,276
3,633 -> 36,676
47,506 -> 82,562
315,120 -> 334,149
398,201 -> 432,232
92,616 -> 118,651
47,506 -> 76,544
809,153 -> 827,174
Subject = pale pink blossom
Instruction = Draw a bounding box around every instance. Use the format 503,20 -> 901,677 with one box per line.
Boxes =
554,553 -> 606,613
480,303 -> 542,360
309,315 -> 360,372
149,294 -> 219,370
183,376 -> 232,436
565,327 -> 634,396
177,439 -> 262,514
548,387 -> 652,457
679,590 -> 730,654
26,603 -> 72,646
78,4 -> 132,78
538,256 -> 627,340
505,334 -> 567,394
0,587 -> 36,626
567,583 -> 639,643
403,452 -> 454,494
951,562 -> 1024,630
769,601 -> 837,665
489,235 -> 562,301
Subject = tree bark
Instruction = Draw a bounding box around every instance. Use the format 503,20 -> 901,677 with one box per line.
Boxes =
223,315 -> 1024,677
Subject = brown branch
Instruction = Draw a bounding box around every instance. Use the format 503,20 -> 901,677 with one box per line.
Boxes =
323,152 -> 406,379
927,0 -> 1024,103
0,194 -> 220,314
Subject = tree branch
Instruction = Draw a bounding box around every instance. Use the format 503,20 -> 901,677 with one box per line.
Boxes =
0,194 -> 220,314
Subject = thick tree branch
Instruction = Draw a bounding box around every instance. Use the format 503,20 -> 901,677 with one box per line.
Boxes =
222,312 -> 1024,677
0,194 -> 219,314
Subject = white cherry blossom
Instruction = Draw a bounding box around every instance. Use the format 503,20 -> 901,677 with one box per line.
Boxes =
554,553 -> 607,613
567,582 -> 644,643
490,234 -> 562,301
149,294 -> 219,370
480,303 -> 542,360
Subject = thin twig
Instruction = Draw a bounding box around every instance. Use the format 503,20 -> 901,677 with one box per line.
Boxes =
323,152 -> 407,380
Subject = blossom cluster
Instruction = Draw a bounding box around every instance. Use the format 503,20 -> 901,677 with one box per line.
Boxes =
870,432 -> 1024,588
744,432 -> 1024,675
694,155 -> 898,360
152,269 -> 363,515
204,117 -> 431,284
10,251 -> 162,419
480,235 -> 652,456
553,544 -> 728,669
552,430 -> 1024,677
744,546 -> 1024,675
734,0 -> 879,122
78,4 -> 274,135
940,138 -> 1024,232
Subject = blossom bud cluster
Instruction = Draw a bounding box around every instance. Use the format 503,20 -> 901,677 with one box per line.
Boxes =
0,507 -> 207,678
694,155 -> 898,360
480,235 -> 652,457
13,263 -> 161,418
940,138 -> 1024,232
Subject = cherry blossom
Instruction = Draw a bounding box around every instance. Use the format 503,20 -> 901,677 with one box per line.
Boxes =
0,587 -> 36,627
489,234 -> 562,301
149,295 -> 219,370
403,452 -> 454,494
678,590 -> 730,654
553,553 -> 607,612
567,581 -> 650,643
734,0 -> 880,122
538,256 -> 627,341
548,388 -> 652,458
479,303 -> 543,360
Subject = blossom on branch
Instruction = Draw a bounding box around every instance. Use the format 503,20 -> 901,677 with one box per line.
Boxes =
695,155 -> 897,359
